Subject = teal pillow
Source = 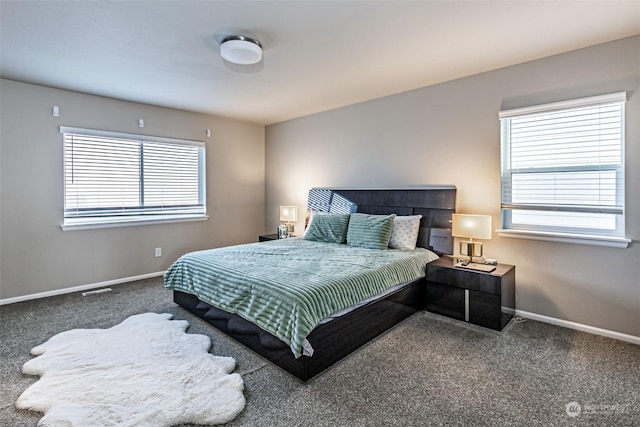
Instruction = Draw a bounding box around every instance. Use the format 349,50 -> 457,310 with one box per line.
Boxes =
303,213 -> 350,244
346,213 -> 396,250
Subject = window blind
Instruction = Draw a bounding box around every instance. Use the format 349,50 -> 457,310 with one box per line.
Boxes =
499,92 -> 625,236
62,127 -> 205,222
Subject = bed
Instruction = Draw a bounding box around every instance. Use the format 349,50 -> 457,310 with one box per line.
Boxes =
166,187 -> 456,381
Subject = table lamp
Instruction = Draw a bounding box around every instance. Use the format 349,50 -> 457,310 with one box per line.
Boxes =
451,214 -> 492,264
279,206 -> 298,238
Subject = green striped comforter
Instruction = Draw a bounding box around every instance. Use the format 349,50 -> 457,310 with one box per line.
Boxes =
164,238 -> 438,358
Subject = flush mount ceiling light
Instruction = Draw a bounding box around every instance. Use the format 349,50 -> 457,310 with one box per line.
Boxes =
220,36 -> 262,65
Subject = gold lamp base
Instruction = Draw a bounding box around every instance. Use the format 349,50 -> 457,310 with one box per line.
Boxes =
458,240 -> 483,265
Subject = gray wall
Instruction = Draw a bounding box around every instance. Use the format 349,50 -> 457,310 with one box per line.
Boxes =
0,79 -> 265,300
265,36 -> 640,338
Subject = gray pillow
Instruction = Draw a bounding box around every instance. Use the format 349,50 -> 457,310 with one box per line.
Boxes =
346,213 -> 396,250
303,213 -> 350,244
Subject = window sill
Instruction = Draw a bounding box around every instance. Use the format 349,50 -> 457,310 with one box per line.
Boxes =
497,229 -> 631,248
61,215 -> 209,231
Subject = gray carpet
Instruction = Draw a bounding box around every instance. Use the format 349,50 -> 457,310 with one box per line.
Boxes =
1,277 -> 638,426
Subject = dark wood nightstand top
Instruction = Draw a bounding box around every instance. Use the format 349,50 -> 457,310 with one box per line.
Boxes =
258,234 -> 279,242
428,256 -> 514,277
259,234 -> 298,242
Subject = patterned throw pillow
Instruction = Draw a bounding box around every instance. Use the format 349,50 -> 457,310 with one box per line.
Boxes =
346,213 -> 396,250
303,213 -> 350,244
388,215 -> 422,250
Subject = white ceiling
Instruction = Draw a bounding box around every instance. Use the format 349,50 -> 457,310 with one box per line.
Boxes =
1,1 -> 639,125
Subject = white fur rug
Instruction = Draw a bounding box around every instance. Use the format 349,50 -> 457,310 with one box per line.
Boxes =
16,313 -> 245,426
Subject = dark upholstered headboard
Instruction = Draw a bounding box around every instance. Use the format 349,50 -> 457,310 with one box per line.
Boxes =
307,187 -> 456,255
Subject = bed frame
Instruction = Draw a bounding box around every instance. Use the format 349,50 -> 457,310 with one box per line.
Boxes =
173,187 -> 456,381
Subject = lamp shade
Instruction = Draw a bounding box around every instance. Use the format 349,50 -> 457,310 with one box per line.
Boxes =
220,36 -> 262,65
279,206 -> 298,222
452,214 -> 492,240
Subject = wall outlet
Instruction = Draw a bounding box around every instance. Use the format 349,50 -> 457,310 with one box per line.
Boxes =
154,247 -> 162,257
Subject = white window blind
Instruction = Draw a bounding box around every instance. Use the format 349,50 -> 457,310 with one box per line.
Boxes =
499,92 -> 626,237
62,127 -> 206,225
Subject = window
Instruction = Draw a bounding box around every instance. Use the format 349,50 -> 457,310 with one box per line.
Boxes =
61,126 -> 206,229
499,92 -> 629,247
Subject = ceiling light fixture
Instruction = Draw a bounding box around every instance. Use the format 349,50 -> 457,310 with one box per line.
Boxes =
220,36 -> 262,65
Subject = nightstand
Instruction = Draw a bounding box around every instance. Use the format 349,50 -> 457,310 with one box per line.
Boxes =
425,257 -> 515,331
258,234 -> 279,242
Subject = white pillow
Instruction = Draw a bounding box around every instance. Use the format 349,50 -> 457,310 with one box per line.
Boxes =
303,209 -> 319,236
388,215 -> 422,250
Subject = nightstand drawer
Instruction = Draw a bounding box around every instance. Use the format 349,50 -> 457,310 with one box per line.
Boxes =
426,264 -> 502,295
468,291 -> 503,330
426,282 -> 465,320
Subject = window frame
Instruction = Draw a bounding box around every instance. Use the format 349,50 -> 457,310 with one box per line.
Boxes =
60,126 -> 208,231
498,92 -> 630,248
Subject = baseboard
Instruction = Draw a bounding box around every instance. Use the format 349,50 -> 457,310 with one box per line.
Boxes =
515,309 -> 640,346
0,271 -> 166,306
502,306 -> 515,315
3,278 -> 638,346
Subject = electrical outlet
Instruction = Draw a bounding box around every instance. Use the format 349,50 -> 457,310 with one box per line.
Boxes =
154,247 -> 162,257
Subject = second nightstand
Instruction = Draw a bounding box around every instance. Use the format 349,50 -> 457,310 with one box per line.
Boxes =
426,256 -> 515,331
258,234 -> 279,242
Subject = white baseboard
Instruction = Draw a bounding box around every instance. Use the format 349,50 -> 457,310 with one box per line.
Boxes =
3,277 -> 639,347
515,309 -> 640,346
502,306 -> 515,315
0,271 -> 166,306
